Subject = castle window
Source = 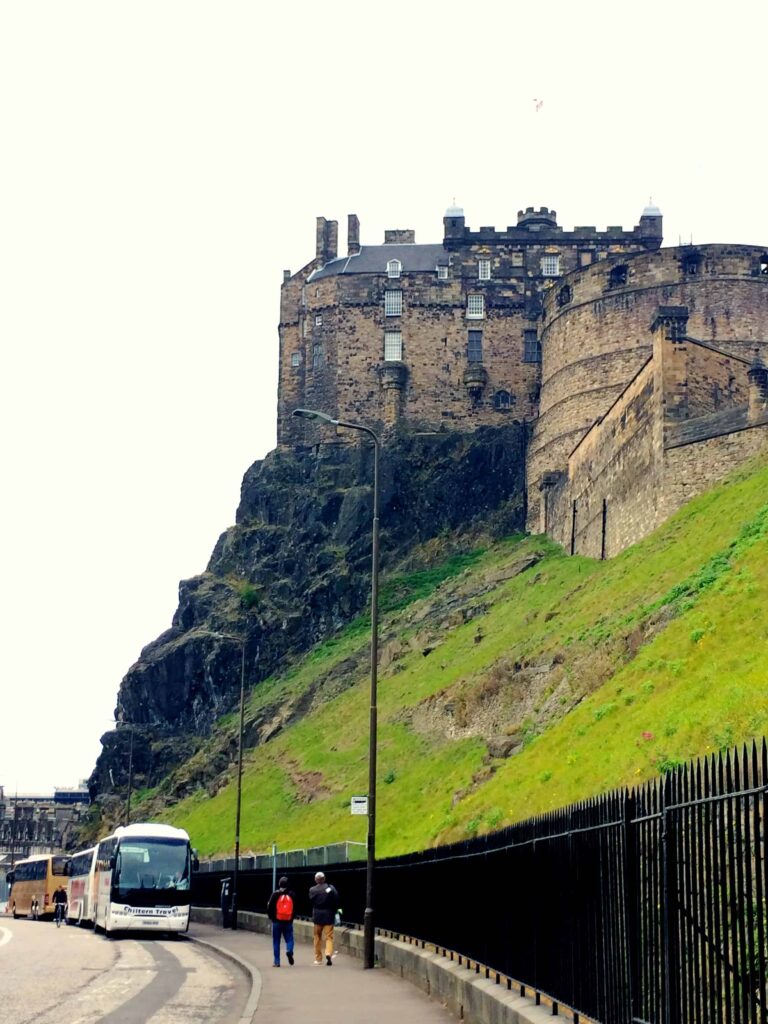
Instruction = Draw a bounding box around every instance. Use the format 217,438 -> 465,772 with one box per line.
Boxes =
540,255 -> 560,277
682,252 -> 702,276
437,265 -> 449,280
315,314 -> 323,326
387,259 -> 402,279
467,330 -> 483,363
523,330 -> 541,363
466,294 -> 485,319
312,343 -> 324,368
493,390 -> 512,411
478,259 -> 491,280
383,331 -> 403,361
511,252 -> 524,267
384,290 -> 402,316
608,264 -> 628,288
557,285 -> 572,307
291,352 -> 302,367
761,256 -> 768,276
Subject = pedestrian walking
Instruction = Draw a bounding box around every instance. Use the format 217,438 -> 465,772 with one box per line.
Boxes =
308,871 -> 339,966
266,876 -> 296,967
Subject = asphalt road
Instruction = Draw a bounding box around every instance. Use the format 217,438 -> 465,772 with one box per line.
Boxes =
0,917 -> 249,1024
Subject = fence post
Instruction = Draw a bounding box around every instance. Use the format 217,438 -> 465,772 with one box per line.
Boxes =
661,773 -> 678,1024
622,791 -> 638,1022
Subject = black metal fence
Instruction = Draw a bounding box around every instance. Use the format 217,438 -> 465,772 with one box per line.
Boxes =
193,740 -> 767,1023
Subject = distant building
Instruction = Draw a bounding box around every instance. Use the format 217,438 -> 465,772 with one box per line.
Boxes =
282,205 -> 768,556
0,782 -> 90,858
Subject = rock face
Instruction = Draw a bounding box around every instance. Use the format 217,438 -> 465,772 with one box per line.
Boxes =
90,425 -> 527,801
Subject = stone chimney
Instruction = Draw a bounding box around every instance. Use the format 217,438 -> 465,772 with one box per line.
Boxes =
384,229 -> 415,244
748,350 -> 768,422
348,214 -> 360,255
315,217 -> 339,263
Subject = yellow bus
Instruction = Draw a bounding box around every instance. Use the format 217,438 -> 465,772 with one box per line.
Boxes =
7,854 -> 70,920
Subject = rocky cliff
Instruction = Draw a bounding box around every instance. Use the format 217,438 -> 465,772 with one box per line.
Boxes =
90,425 -> 528,813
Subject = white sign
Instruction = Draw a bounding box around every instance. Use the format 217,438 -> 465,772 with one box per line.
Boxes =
350,796 -> 368,815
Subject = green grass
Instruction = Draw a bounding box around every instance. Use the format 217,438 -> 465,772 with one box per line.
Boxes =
164,448 -> 768,858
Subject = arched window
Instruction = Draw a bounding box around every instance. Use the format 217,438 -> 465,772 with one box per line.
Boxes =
387,259 -> 402,279
493,390 -> 512,411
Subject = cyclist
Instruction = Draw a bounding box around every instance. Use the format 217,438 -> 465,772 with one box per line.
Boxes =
52,885 -> 68,925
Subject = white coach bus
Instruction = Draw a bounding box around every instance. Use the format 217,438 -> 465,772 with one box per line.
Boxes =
93,823 -> 197,935
67,846 -> 97,926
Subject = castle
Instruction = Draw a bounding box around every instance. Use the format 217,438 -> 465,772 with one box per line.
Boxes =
279,205 -> 768,557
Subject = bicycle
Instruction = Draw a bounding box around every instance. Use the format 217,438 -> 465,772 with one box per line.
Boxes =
54,902 -> 67,928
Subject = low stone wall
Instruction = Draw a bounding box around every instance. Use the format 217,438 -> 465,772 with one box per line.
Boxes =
191,908 -> 585,1024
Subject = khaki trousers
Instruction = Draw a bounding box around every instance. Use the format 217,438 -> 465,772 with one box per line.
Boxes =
313,923 -> 334,960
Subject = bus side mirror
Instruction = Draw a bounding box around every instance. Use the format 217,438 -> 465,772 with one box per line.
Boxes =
109,855 -> 116,870
192,856 -> 200,872
5,872 -> 13,886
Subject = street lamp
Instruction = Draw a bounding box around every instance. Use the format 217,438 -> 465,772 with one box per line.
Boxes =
292,408 -> 380,969
197,630 -> 247,931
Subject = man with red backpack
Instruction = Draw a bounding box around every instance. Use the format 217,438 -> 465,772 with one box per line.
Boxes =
267,876 -> 296,967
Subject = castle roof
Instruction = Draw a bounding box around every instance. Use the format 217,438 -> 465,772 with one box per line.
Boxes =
308,244 -> 446,281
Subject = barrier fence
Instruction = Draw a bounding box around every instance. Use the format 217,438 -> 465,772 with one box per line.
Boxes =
193,740 -> 767,1023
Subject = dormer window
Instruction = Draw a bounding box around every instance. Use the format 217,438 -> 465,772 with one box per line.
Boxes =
478,259 -> 491,280
540,255 -> 560,277
437,265 -> 449,280
609,264 -> 628,288
387,259 -> 402,279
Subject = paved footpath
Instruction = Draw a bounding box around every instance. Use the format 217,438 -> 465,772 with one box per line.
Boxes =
189,922 -> 457,1024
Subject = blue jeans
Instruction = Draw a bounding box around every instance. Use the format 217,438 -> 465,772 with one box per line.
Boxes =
272,920 -> 294,964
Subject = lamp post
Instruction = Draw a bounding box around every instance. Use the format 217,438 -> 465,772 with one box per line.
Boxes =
292,408 -> 380,969
197,630 -> 247,930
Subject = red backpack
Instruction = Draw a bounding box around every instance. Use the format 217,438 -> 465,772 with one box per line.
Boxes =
276,892 -> 293,921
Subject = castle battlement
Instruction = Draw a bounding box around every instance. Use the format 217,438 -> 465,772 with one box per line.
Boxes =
277,203 -> 768,558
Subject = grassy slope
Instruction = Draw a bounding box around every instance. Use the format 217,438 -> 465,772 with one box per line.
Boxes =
160,450 -> 768,858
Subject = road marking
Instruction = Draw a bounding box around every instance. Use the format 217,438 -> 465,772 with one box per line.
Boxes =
0,926 -> 12,947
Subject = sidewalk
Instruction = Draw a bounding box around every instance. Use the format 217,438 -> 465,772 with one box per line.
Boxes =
189,922 -> 457,1024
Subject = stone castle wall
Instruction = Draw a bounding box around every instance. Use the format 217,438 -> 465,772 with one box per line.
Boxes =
527,245 -> 768,534
275,208 -> 768,560
278,206 -> 661,447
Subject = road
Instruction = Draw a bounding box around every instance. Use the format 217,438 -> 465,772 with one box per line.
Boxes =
0,918 -> 249,1024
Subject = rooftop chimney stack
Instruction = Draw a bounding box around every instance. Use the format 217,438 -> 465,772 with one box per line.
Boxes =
348,214 -> 360,255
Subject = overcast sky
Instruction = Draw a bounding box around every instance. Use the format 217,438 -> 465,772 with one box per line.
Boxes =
2,1 -> 766,794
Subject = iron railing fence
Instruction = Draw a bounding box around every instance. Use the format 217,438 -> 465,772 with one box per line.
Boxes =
192,740 -> 767,1023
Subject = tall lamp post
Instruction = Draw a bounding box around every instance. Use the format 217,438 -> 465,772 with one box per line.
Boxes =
293,408 -> 380,969
199,630 -> 247,931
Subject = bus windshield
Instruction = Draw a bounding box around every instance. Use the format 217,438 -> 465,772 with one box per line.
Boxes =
114,838 -> 190,894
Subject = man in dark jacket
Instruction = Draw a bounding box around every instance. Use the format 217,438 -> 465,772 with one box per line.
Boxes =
308,871 -> 339,966
266,876 -> 296,967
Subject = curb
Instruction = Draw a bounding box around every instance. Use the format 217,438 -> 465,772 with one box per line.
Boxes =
188,934 -> 262,1024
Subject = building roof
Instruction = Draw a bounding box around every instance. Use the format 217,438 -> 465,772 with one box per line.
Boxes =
308,244 -> 447,281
